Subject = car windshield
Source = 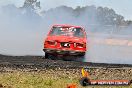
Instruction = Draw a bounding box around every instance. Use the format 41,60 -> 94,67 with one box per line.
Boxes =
49,26 -> 85,37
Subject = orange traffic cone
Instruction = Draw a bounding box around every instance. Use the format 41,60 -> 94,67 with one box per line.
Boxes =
67,84 -> 76,88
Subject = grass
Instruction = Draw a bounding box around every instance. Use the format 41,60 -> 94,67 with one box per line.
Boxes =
0,69 -> 132,88
0,69 -> 79,88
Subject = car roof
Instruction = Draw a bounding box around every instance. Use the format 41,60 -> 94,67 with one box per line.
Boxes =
52,24 -> 83,28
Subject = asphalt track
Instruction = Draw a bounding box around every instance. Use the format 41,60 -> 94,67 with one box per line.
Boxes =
0,54 -> 132,71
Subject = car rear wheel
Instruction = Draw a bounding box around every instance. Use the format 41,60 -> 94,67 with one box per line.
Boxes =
45,53 -> 57,60
45,53 -> 49,59
75,54 -> 86,62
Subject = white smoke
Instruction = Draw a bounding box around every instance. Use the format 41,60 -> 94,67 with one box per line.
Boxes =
0,3 -> 132,64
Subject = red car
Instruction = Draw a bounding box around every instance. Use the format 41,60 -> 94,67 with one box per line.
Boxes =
43,24 -> 87,60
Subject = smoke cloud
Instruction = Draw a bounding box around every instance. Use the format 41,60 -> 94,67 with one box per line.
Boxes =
0,3 -> 132,64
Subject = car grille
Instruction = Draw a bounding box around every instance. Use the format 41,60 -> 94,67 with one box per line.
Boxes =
61,42 -> 70,48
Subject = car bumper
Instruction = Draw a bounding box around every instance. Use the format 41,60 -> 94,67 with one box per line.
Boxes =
43,48 -> 85,56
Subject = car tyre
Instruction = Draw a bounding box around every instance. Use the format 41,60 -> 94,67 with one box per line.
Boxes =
45,53 -> 49,59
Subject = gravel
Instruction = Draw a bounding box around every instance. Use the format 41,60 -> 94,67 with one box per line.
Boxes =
0,54 -> 132,81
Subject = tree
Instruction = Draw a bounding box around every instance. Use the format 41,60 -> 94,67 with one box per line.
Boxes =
22,0 -> 41,10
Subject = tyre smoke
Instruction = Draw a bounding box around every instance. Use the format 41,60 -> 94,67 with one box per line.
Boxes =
0,4 -> 132,64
